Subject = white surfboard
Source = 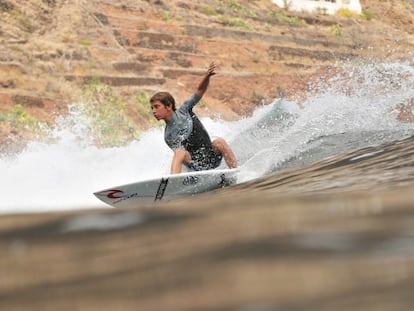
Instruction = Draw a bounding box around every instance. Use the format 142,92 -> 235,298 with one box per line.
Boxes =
94,168 -> 239,208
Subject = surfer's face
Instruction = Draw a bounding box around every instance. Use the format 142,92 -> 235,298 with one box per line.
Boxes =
151,100 -> 172,122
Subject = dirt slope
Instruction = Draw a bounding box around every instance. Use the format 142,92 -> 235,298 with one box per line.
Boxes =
0,0 -> 413,150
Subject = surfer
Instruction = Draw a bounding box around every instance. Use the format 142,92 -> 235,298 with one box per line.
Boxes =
150,62 -> 238,174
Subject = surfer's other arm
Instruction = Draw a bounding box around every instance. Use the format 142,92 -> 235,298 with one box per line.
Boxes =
196,62 -> 216,98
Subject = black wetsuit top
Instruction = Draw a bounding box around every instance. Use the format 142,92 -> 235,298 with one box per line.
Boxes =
164,94 -> 222,171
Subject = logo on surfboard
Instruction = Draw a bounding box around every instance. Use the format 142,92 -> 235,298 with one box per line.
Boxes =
96,189 -> 125,199
95,189 -> 140,205
182,175 -> 199,186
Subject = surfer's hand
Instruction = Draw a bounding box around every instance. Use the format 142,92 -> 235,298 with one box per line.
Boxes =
196,62 -> 216,97
207,62 -> 216,77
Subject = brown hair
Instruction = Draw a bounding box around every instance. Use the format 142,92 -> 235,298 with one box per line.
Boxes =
150,92 -> 176,111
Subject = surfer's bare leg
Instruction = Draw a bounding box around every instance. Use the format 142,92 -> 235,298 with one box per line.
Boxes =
171,148 -> 191,174
212,138 -> 238,169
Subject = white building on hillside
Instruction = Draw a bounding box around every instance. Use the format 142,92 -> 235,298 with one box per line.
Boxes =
272,0 -> 362,15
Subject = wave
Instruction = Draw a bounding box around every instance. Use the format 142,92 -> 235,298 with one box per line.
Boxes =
1,62 -> 414,213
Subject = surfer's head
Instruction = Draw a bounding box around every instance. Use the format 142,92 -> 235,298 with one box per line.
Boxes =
150,92 -> 176,111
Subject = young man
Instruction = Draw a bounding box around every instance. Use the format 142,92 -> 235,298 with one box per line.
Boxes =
150,62 -> 238,174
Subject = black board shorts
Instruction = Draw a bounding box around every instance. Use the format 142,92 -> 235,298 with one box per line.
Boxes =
186,149 -> 223,171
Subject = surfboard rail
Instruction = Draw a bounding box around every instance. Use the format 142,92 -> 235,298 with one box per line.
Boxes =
94,168 -> 239,208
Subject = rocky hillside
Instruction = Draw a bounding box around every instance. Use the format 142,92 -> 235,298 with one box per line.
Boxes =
1,0 -> 413,150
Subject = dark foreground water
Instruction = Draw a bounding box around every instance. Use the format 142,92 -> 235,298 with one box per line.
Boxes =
0,134 -> 413,311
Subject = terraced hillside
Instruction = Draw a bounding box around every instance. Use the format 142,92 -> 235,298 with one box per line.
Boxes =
0,0 -> 413,149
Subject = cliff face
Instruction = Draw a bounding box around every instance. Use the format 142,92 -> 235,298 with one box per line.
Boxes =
0,0 -> 413,149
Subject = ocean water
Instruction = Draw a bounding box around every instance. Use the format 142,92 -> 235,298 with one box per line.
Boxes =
1,62 -> 414,214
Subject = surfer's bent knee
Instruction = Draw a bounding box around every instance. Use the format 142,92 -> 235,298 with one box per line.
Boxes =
173,149 -> 191,164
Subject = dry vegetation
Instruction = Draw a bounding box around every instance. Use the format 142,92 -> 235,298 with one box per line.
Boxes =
0,0 -> 413,150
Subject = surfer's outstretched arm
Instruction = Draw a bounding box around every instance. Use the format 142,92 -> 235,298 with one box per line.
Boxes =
196,62 -> 216,98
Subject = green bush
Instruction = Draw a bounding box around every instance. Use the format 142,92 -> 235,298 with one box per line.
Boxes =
401,0 -> 410,9
336,8 -> 360,18
159,10 -> 174,22
217,16 -> 252,30
0,104 -> 41,130
361,9 -> 374,20
269,10 -> 306,27
79,39 -> 91,46
9,9 -> 33,32
200,5 -> 217,16
218,0 -> 257,18
331,24 -> 343,37
80,79 -> 140,147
